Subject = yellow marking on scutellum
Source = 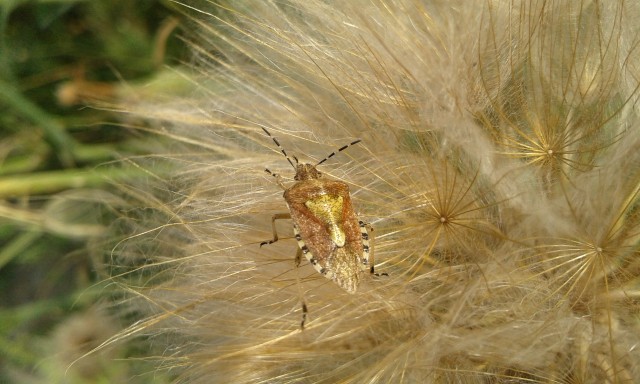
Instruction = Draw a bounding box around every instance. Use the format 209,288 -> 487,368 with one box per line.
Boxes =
304,195 -> 346,246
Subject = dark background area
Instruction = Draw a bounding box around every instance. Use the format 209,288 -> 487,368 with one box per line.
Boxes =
0,1 -> 190,381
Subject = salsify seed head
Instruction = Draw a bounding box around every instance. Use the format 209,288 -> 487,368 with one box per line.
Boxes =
99,0 -> 640,382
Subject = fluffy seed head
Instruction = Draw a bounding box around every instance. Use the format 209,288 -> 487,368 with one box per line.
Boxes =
99,0 -> 640,382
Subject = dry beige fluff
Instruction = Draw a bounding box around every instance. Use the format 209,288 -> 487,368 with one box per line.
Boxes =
97,1 -> 640,382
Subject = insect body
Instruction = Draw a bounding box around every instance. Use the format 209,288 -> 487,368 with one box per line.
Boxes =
260,128 -> 374,294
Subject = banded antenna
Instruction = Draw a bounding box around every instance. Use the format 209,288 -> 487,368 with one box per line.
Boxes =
316,139 -> 361,166
262,127 -> 297,169
262,127 -> 361,168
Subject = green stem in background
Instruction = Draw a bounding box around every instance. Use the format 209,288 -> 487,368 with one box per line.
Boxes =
73,144 -> 120,163
0,167 -> 145,198
0,230 -> 43,270
0,79 -> 76,167
0,152 -> 46,176
0,144 -> 119,176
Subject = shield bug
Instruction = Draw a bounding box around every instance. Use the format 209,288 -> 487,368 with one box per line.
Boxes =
260,128 -> 377,295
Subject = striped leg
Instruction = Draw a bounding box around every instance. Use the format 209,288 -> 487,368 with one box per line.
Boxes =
260,215 -> 308,330
358,220 -> 372,273
294,247 -> 308,330
359,221 -> 387,277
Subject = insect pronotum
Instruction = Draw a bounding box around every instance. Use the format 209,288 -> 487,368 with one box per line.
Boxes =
260,128 -> 378,300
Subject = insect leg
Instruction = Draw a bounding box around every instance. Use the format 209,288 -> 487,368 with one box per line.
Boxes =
301,302 -> 308,330
294,243 -> 302,267
361,221 -> 388,277
294,247 -> 308,330
260,213 -> 292,247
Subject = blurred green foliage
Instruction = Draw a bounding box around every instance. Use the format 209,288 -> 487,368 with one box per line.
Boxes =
0,0 -> 187,382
